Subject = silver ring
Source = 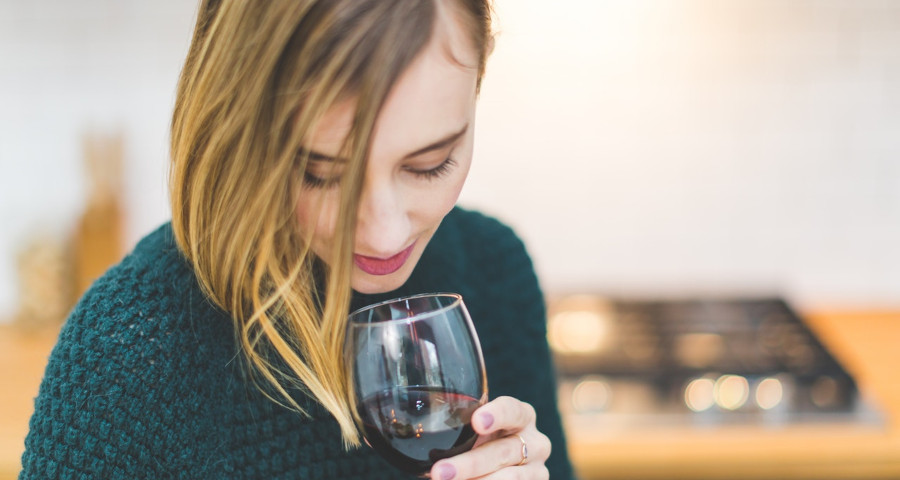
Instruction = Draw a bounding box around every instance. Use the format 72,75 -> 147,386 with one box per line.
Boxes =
515,434 -> 528,466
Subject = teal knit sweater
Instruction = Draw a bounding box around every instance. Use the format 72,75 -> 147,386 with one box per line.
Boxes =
20,207 -> 574,479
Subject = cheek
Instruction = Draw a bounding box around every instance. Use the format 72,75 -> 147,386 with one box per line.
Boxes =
445,172 -> 468,206
295,191 -> 339,251
444,150 -> 473,204
418,161 -> 471,224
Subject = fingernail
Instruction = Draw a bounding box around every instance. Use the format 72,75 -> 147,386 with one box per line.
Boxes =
436,463 -> 456,480
480,412 -> 494,430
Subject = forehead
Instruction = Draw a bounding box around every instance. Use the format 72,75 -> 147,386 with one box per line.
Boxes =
307,7 -> 480,156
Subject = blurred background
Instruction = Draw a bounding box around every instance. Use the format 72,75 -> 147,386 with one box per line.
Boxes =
1,0 -> 898,479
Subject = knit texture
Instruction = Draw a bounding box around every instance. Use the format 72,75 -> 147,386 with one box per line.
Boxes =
20,207 -> 574,479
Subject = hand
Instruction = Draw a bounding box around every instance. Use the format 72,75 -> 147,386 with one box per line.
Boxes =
429,396 -> 551,479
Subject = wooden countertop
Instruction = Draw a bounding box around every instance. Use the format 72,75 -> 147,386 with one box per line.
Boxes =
0,324 -> 61,480
2,311 -> 898,479
567,311 -> 900,480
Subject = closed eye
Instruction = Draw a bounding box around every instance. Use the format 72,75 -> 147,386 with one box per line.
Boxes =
405,157 -> 457,181
298,149 -> 343,189
301,155 -> 458,188
302,171 -> 340,188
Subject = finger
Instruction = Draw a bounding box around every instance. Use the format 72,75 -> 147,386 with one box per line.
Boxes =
430,434 -> 531,480
472,396 -> 536,435
474,464 -> 551,480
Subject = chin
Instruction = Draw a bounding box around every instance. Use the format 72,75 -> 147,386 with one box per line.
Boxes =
350,270 -> 411,295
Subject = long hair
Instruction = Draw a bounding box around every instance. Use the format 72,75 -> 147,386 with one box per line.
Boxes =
169,0 -> 492,446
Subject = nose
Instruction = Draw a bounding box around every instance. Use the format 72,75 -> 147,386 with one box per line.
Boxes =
355,177 -> 412,257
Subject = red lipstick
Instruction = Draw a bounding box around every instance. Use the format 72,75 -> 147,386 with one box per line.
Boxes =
353,242 -> 416,276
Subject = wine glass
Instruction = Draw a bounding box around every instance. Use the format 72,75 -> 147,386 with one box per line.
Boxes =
346,293 -> 488,477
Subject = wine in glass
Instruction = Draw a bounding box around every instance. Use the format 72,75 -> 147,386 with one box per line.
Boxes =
346,293 -> 488,477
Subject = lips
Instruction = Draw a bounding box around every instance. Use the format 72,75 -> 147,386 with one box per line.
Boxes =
353,242 -> 416,276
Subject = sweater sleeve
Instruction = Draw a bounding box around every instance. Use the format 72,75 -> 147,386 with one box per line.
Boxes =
21,304 -> 166,478
19,242 -> 204,480
457,212 -> 576,480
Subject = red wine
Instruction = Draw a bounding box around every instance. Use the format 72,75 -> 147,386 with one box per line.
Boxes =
360,386 -> 482,476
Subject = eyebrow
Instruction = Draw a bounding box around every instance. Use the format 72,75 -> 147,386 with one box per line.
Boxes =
302,123 -> 469,162
403,123 -> 469,159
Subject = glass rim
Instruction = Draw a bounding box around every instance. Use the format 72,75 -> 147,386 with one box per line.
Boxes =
347,292 -> 463,326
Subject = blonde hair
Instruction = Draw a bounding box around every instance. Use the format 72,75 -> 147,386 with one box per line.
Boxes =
170,0 -> 492,446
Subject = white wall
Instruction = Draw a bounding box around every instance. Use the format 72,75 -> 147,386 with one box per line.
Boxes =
465,0 -> 900,308
0,0 -> 196,316
1,0 -> 898,318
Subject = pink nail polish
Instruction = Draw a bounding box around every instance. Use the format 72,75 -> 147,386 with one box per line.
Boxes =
480,412 -> 494,430
437,463 -> 456,480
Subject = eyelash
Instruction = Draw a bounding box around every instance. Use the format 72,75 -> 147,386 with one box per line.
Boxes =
302,157 -> 457,189
302,172 -> 335,189
406,157 -> 457,181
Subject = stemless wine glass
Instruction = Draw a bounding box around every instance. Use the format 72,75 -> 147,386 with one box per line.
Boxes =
346,293 -> 488,477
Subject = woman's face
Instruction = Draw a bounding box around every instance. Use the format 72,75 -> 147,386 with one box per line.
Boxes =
295,14 -> 479,294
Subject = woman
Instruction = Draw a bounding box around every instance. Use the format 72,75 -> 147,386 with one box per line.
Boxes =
21,1 -> 574,479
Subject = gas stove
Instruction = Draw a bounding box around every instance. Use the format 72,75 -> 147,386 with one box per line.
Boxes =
548,296 -> 883,428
